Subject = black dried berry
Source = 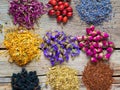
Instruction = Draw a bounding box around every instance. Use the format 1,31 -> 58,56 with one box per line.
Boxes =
11,68 -> 41,90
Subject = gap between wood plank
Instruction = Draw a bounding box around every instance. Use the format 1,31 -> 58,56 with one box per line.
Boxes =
0,48 -> 120,50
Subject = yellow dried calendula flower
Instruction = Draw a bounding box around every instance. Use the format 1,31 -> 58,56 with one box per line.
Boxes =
47,66 -> 80,90
4,27 -> 43,66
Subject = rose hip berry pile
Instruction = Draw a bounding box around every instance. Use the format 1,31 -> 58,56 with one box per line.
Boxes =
48,0 -> 73,23
41,31 -> 80,66
77,26 -> 114,63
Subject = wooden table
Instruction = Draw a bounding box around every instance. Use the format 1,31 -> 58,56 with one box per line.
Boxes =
0,0 -> 120,90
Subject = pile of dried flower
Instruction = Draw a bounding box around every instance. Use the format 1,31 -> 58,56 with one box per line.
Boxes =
4,27 -> 43,66
41,31 -> 80,66
47,65 -> 80,90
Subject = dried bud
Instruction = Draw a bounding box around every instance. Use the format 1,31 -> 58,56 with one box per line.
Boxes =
104,53 -> 111,60
107,47 -> 113,53
91,57 -> 97,63
102,32 -> 109,39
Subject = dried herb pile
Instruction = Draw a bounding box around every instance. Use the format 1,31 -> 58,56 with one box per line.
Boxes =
41,31 -> 80,66
82,62 -> 113,90
77,26 -> 114,62
4,27 -> 43,66
47,65 -> 80,90
76,0 -> 112,25
9,0 -> 48,29
11,68 -> 41,90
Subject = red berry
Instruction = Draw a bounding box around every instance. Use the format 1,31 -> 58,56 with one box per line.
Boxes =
48,9 -> 56,16
64,2 -> 69,8
57,15 -> 63,22
54,5 -> 59,10
49,0 -> 57,6
63,16 -> 68,23
66,6 -> 73,12
56,11 -> 61,16
58,1 -> 63,5
67,12 -> 73,17
59,5 -> 65,11
62,10 -> 67,16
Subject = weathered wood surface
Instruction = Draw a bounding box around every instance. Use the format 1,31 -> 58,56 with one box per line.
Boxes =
0,0 -> 120,90
0,50 -> 120,77
0,0 -> 120,48
0,76 -> 120,90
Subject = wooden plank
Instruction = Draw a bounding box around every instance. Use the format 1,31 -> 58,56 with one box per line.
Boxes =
0,0 -> 120,48
0,76 -> 120,90
0,50 -> 120,77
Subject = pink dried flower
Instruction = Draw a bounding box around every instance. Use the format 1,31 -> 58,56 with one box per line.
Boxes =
77,36 -> 82,41
86,49 -> 93,56
90,45 -> 94,50
96,30 -> 101,35
79,42 -> 85,48
98,42 -> 103,48
82,35 -> 87,40
93,42 -> 98,48
97,48 -> 103,53
98,53 -> 104,59
102,32 -> 109,39
104,53 -> 111,60
90,25 -> 95,31
108,41 -> 114,47
91,57 -> 98,63
93,49 -> 97,54
90,31 -> 97,37
102,41 -> 108,47
107,47 -> 114,53
82,47 -> 88,52
88,36 -> 93,41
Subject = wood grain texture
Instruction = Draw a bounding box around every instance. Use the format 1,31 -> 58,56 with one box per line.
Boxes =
0,0 -> 120,90
0,50 -> 120,77
0,76 -> 120,90
0,0 -> 120,48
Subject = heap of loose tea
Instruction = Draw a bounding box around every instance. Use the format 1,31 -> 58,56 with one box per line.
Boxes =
82,62 -> 113,90
41,31 -> 80,66
47,66 -> 80,90
4,27 -> 43,66
11,68 -> 41,90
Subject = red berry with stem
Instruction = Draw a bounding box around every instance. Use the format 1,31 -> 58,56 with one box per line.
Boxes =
62,10 -> 67,16
66,6 -> 73,12
49,0 -> 57,6
54,5 -> 59,10
57,15 -> 63,22
59,5 -> 65,11
63,16 -> 68,23
56,10 -> 61,16
48,9 -> 56,16
67,12 -> 73,18
64,2 -> 69,8
58,1 -> 63,5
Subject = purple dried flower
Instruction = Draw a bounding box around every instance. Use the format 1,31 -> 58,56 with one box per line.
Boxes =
9,0 -> 48,29
42,31 -> 80,66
